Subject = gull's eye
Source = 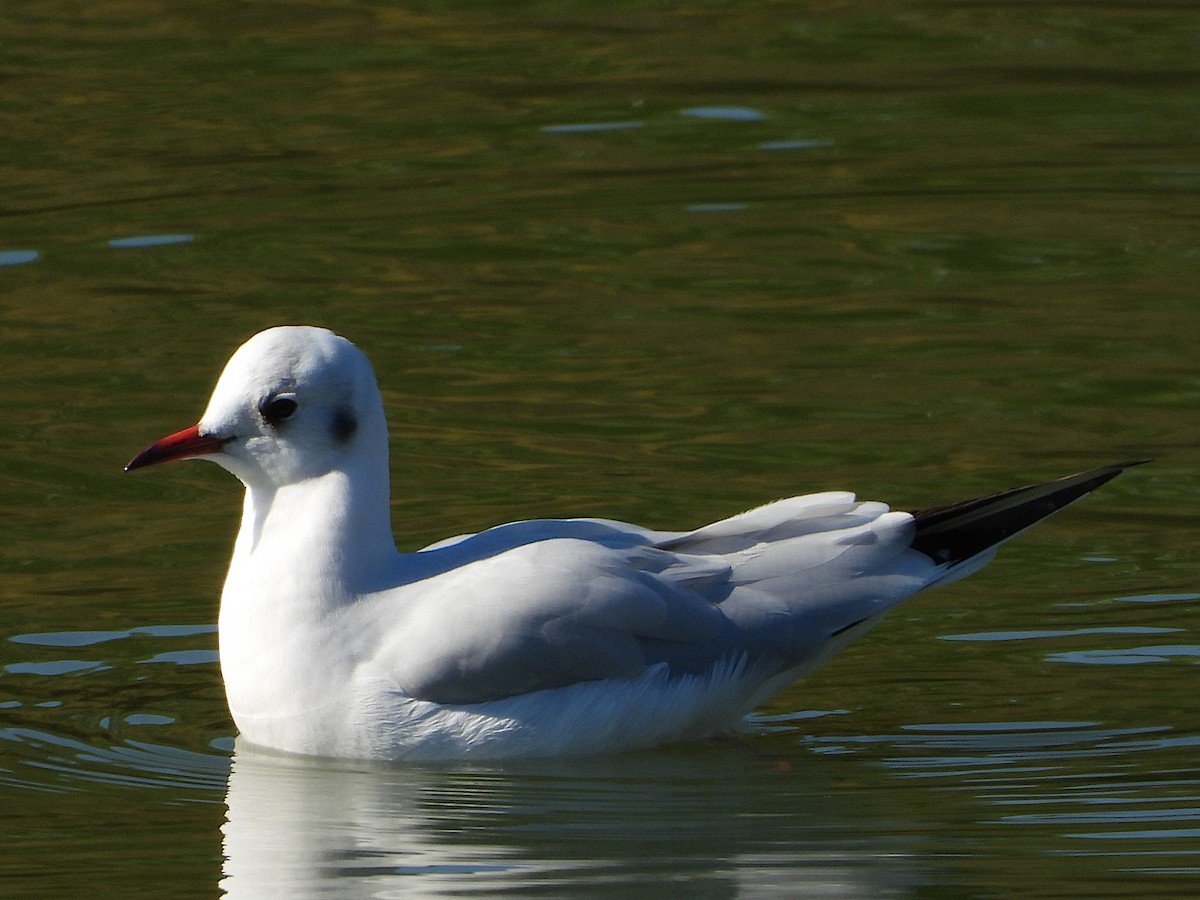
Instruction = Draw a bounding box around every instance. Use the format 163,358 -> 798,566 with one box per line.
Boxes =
260,395 -> 298,428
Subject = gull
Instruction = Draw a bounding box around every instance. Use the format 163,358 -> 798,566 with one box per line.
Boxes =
126,326 -> 1138,760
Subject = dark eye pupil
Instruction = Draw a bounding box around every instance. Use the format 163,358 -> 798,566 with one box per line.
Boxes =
262,397 -> 298,425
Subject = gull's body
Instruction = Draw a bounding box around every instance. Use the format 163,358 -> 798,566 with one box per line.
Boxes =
127,326 -> 1136,760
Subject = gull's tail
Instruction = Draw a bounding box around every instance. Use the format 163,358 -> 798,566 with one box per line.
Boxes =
911,460 -> 1147,568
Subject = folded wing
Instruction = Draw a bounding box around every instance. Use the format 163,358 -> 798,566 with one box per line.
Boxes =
370,462 -> 1138,706
375,495 -> 927,704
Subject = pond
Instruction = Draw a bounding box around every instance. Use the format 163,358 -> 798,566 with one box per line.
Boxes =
2,2 -> 1198,896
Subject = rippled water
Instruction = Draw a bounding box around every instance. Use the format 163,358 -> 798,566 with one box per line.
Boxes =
3,2 -> 1198,896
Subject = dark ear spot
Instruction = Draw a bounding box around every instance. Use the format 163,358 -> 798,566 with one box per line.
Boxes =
331,408 -> 357,443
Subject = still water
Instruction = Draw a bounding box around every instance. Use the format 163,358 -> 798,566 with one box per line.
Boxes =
3,2 -> 1198,896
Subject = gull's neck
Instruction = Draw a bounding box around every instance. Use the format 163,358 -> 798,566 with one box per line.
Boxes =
226,457 -> 404,611
218,455 -> 399,731
218,455 -> 404,730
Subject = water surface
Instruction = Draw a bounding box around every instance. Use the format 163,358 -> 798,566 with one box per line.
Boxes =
2,2 -> 1197,896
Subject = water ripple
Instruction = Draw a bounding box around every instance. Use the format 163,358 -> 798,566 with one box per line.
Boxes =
0,250 -> 39,266
11,624 -> 217,647
0,727 -> 229,795
679,106 -> 766,121
539,121 -> 644,134
1047,645 -> 1200,665
941,626 -> 1182,642
107,233 -> 195,248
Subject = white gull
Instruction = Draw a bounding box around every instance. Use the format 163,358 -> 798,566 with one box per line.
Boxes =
126,326 -> 1138,760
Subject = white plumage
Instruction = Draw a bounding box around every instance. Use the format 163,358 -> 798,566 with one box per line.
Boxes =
126,326 -> 1133,760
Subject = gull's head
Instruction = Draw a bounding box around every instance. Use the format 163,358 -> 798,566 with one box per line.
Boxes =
126,326 -> 386,488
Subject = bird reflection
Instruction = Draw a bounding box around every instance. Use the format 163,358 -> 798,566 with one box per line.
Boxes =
220,737 -> 920,898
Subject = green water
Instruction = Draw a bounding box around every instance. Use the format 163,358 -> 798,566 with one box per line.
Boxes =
2,2 -> 1198,896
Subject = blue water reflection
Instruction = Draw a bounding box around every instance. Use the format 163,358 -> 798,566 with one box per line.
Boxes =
107,234 -> 195,248
679,106 -> 767,121
0,726 -> 228,794
1047,645 -> 1200,665
0,250 -> 39,266
759,139 -> 834,151
539,121 -> 645,134
11,624 -> 216,647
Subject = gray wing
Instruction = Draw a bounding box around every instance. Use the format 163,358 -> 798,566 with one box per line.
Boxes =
371,465 -> 1139,705
375,537 -> 732,704
370,496 -> 932,705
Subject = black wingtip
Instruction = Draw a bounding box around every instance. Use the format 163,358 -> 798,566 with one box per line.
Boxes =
911,460 -> 1146,567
